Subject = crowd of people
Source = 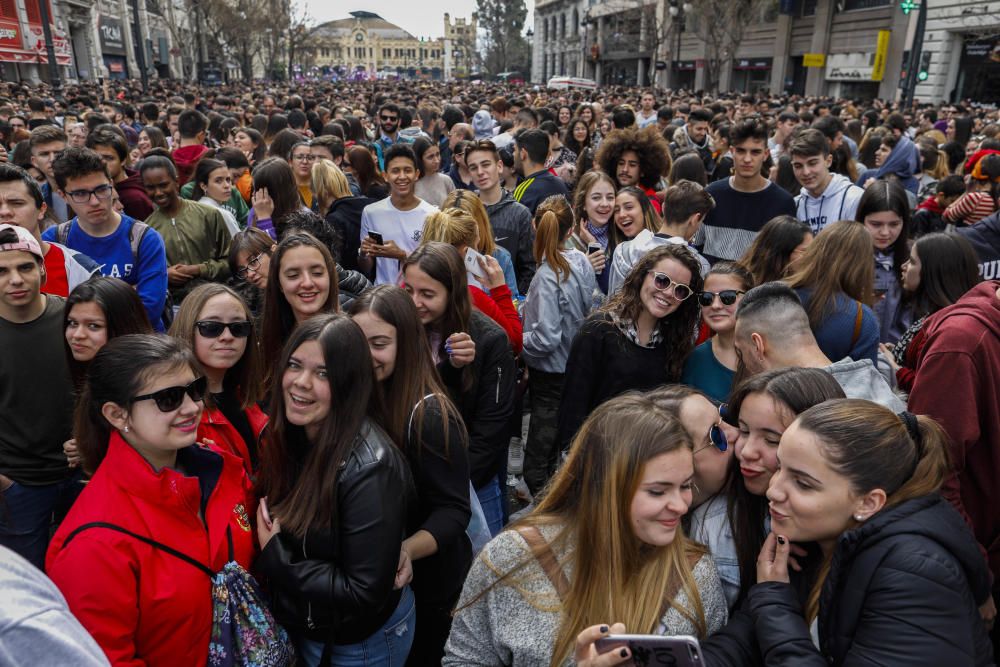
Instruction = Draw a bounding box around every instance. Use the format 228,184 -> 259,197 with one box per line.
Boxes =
0,75 -> 999,666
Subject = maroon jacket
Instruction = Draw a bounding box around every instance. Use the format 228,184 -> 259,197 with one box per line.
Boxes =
909,281 -> 1000,582
116,169 -> 154,221
173,144 -> 210,187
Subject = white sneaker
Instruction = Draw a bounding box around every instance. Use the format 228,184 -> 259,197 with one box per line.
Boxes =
508,437 -> 524,475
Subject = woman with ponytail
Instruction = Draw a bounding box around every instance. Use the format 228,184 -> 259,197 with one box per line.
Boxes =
445,393 -> 728,666
520,195 -> 597,496
751,399 -> 993,665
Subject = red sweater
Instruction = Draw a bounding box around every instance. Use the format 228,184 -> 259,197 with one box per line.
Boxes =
909,281 -> 1000,579
47,433 -> 257,667
470,283 -> 522,355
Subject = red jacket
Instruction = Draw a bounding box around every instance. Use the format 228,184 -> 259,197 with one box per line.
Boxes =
173,144 -> 211,186
470,283 -> 523,355
46,432 -> 257,667
197,401 -> 268,476
909,281 -> 1000,580
116,169 -> 154,221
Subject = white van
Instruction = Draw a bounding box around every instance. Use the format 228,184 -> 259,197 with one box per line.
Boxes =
546,76 -> 598,91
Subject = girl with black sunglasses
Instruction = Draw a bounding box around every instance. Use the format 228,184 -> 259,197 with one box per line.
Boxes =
170,283 -> 266,476
47,334 -> 258,666
557,244 -> 704,452
681,262 -> 755,403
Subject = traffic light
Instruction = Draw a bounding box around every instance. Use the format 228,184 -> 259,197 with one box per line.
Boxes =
918,51 -> 931,82
899,0 -> 918,14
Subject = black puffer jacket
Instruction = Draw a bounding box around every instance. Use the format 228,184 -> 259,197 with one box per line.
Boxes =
438,311 -> 516,489
257,419 -> 415,644
336,263 -> 371,309
325,196 -> 374,272
746,495 -> 993,666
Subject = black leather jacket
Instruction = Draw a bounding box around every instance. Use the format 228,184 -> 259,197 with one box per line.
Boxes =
257,419 -> 415,644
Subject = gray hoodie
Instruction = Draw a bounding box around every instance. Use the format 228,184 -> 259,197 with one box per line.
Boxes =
824,357 -> 906,412
521,249 -> 597,373
795,173 -> 865,235
485,190 -> 536,294
608,229 -> 710,296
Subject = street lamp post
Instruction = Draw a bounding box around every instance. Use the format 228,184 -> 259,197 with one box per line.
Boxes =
36,0 -> 60,95
130,0 -> 149,91
667,1 -> 692,91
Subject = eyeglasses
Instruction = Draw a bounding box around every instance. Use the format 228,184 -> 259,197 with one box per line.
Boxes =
195,320 -> 253,339
693,412 -> 729,455
292,154 -> 316,162
130,376 -> 207,412
235,251 -> 265,280
697,289 -> 745,307
65,184 -> 114,204
647,271 -> 693,300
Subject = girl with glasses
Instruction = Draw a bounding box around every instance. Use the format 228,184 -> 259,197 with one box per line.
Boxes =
695,367 -> 845,609
170,284 -> 265,476
228,227 -> 276,319
47,334 -> 258,667
681,262 -> 755,403
255,314 -> 417,666
557,244 -> 703,452
287,141 -> 316,210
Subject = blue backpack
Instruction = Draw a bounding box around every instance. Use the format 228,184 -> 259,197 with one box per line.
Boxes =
62,522 -> 294,667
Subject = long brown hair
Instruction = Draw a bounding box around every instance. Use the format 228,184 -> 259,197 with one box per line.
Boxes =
251,157 -> 301,230
461,393 -> 708,667
739,215 -> 812,284
347,284 -> 467,455
572,170 -> 616,241
346,144 -> 385,195
784,220 -> 875,329
603,244 -> 703,381
533,195 -> 574,281
795,399 -> 951,621
255,314 -> 382,537
168,283 -> 263,408
260,232 -> 339,387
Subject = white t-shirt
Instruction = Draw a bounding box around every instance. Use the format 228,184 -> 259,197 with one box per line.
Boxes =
360,197 -> 439,285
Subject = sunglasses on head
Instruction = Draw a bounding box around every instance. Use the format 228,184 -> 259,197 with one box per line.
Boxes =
130,376 -> 207,413
697,289 -> 745,307
647,271 -> 693,300
195,320 -> 253,339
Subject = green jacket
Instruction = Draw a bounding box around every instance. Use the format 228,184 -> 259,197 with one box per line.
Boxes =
179,182 -> 249,227
146,199 -> 232,300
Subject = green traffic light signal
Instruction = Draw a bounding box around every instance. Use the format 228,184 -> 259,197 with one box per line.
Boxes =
900,0 -> 917,14
918,70 -> 928,81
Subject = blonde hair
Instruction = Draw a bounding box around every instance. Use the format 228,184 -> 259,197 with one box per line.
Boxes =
311,159 -> 351,207
442,189 -> 497,254
462,394 -> 709,667
421,208 -> 479,249
533,195 -> 573,281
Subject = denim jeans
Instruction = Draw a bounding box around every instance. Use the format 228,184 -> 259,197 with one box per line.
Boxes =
294,585 -> 416,667
0,474 -> 82,571
475,475 -> 505,537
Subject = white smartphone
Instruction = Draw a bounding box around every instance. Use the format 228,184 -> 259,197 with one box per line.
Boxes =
464,246 -> 487,280
595,635 -> 704,667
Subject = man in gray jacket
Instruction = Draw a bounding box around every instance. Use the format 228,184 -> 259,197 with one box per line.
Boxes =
466,140 -> 535,294
733,282 -> 905,412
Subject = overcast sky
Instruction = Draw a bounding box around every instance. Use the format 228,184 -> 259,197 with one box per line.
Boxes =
307,1 -> 535,41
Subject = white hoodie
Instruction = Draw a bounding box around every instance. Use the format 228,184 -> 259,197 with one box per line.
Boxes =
795,173 -> 865,235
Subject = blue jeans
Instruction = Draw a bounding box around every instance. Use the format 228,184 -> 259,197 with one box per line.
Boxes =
295,585 -> 416,667
476,475 -> 504,537
0,474 -> 82,570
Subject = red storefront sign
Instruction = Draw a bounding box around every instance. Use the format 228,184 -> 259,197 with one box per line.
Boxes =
23,23 -> 72,65
0,17 -> 38,63
0,15 -> 71,65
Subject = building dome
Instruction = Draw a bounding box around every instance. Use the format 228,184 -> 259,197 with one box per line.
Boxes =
310,11 -> 417,41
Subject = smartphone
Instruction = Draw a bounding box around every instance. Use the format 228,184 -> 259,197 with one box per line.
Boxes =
464,246 -> 487,280
595,635 -> 704,667
368,231 -> 384,245
588,242 -> 604,275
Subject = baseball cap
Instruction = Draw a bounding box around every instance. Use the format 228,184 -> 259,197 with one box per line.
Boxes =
0,223 -> 44,261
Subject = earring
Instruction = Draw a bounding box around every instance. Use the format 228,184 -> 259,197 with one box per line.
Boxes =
123,426 -> 130,433
854,514 -> 864,522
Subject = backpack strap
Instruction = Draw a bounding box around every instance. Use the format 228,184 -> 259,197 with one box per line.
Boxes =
851,301 -> 864,348
56,220 -> 72,246
61,521 -> 214,577
127,220 -> 150,265
516,526 -> 570,600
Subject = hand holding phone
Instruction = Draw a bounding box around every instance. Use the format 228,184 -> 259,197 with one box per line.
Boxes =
368,231 -> 385,246
588,242 -> 606,275
595,635 -> 704,667
464,247 -> 488,280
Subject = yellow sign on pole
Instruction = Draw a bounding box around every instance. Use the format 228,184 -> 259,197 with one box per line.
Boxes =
803,53 -> 826,68
872,30 -> 890,81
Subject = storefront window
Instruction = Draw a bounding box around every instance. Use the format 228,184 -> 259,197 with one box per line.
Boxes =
840,0 -> 891,11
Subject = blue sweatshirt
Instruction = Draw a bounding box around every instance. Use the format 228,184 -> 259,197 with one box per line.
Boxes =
42,214 -> 169,331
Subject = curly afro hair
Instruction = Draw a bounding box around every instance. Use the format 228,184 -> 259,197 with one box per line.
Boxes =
594,126 -> 672,190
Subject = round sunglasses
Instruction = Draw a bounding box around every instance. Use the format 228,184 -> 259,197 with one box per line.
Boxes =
647,271 -> 693,301
697,289 -> 745,307
693,417 -> 729,455
130,376 -> 207,413
195,320 -> 253,339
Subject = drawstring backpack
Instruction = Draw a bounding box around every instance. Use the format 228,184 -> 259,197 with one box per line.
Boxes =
61,522 -> 295,667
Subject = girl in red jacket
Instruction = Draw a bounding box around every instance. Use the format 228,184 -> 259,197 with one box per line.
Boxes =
170,283 -> 267,476
46,334 -> 257,667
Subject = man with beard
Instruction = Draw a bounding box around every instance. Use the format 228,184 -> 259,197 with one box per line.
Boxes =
595,126 -> 671,214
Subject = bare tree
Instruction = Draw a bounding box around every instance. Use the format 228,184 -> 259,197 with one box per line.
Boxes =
685,0 -> 775,92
